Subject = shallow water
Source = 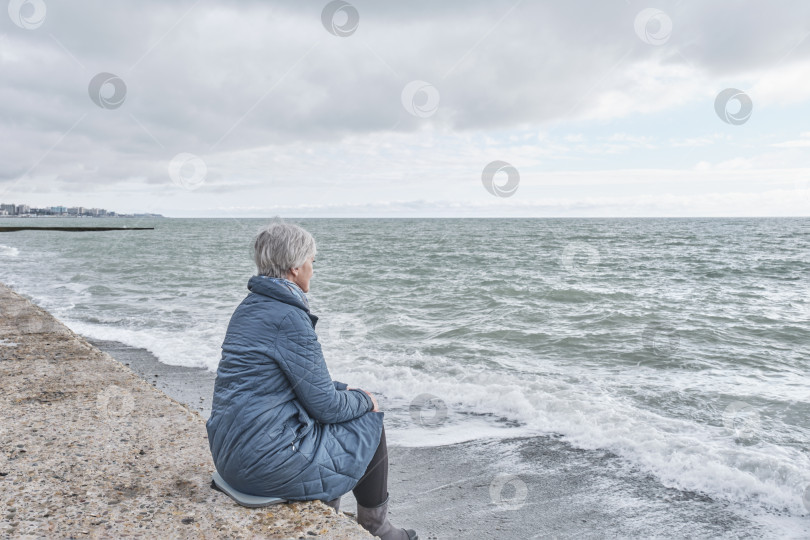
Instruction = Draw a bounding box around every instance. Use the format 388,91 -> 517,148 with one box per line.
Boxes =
1,216 -> 808,536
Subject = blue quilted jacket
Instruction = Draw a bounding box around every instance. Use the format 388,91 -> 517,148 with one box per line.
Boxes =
206,275 -> 384,500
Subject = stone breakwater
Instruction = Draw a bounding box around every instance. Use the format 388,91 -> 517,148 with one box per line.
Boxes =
0,283 -> 373,539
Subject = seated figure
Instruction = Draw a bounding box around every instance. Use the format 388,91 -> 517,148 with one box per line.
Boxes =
206,219 -> 418,540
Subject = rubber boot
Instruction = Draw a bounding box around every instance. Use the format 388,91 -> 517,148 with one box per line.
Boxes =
323,496 -> 341,513
356,495 -> 418,540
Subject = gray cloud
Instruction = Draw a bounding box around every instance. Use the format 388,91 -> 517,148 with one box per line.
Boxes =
2,0 -> 810,209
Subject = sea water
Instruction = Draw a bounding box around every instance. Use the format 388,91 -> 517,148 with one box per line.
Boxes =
0,217 -> 808,534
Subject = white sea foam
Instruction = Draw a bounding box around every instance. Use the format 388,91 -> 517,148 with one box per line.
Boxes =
326,347 -> 810,518
61,318 -> 224,371
0,244 -> 19,257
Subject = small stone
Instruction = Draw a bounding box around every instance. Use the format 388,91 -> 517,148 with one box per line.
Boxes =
181,517 -> 195,524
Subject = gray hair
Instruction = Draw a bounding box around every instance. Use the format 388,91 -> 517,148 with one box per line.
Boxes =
252,219 -> 316,278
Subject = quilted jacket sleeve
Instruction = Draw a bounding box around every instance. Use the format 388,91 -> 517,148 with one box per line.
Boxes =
273,310 -> 374,424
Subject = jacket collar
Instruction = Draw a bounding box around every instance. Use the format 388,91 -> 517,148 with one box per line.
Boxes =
247,275 -> 319,327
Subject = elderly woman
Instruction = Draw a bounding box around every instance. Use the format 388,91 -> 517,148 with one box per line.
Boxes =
206,220 -> 418,540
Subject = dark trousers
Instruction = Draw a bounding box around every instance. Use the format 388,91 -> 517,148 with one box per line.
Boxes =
351,424 -> 389,507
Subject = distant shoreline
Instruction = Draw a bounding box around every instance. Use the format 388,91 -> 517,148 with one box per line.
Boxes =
0,226 -> 155,232
3,215 -> 808,220
0,215 -> 165,219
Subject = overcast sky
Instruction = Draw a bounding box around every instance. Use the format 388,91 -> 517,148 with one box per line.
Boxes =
2,0 -> 810,217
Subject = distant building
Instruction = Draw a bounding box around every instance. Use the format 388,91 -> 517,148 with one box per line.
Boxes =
0,202 -> 142,217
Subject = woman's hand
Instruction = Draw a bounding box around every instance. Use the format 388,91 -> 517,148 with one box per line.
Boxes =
347,387 -> 379,412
